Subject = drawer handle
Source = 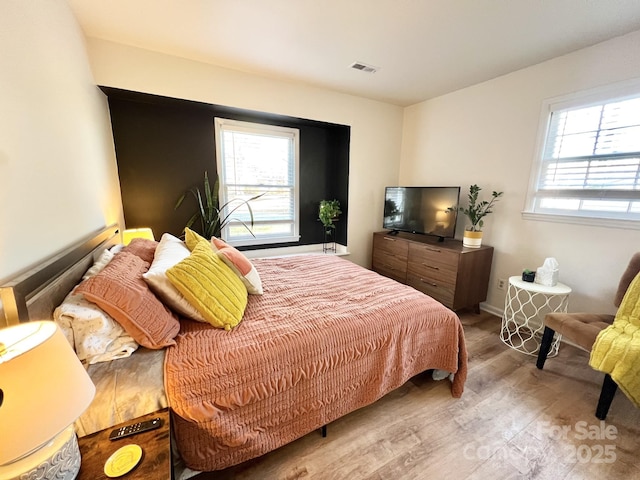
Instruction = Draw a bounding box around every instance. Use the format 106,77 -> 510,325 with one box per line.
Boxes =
383,237 -> 396,242
382,263 -> 400,271
422,263 -> 439,270
420,278 -> 438,287
424,247 -> 441,253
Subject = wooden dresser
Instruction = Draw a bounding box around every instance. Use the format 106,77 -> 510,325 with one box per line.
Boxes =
372,231 -> 493,312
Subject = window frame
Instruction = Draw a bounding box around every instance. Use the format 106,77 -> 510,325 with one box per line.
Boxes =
214,117 -> 301,246
523,78 -> 640,230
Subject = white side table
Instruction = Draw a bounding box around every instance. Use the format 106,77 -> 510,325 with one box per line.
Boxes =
500,276 -> 571,356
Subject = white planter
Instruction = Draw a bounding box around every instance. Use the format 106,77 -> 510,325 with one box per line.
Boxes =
463,230 -> 483,248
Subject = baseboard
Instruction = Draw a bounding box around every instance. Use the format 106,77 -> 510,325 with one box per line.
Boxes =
479,302 -> 503,318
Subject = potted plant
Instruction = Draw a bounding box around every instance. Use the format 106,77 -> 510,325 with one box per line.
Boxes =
522,269 -> 536,282
459,184 -> 503,248
319,199 -> 341,253
175,171 -> 263,239
319,199 -> 342,235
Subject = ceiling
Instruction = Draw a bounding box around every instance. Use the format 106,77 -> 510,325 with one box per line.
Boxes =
68,0 -> 640,106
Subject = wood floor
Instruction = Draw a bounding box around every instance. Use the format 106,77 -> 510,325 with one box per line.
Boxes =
193,311 -> 640,479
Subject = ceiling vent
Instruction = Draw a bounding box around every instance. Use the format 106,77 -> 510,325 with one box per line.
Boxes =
349,61 -> 379,74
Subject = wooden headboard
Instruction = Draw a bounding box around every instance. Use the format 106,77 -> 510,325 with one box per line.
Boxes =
0,225 -> 120,327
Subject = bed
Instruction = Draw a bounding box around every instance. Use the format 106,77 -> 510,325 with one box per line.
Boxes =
0,225 -> 468,474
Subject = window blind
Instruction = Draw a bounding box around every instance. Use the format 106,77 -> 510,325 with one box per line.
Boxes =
534,95 -> 640,218
215,118 -> 300,245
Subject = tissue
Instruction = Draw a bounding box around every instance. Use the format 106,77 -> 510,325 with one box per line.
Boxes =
535,257 -> 559,287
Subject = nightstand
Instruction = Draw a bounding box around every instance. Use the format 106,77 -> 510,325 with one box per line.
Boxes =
500,276 -> 572,356
76,408 -> 172,479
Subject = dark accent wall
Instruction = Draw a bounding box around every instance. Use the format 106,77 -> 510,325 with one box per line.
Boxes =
102,87 -> 350,248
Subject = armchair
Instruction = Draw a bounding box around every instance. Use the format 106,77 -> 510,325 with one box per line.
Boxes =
536,252 -> 640,420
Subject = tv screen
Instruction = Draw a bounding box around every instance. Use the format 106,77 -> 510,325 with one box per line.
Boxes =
383,186 -> 460,239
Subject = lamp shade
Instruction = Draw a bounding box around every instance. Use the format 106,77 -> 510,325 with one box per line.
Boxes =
122,228 -> 155,245
0,321 -> 95,466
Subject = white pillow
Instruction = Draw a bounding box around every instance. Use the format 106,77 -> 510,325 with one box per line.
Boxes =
54,289 -> 138,365
82,248 -> 115,281
142,233 -> 207,322
109,243 -> 125,254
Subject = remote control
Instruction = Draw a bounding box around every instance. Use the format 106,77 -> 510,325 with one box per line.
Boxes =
108,417 -> 163,441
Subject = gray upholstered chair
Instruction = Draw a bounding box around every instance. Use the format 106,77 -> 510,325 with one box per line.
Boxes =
536,252 -> 640,420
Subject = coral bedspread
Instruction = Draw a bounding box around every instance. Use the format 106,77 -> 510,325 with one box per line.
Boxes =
165,255 -> 467,471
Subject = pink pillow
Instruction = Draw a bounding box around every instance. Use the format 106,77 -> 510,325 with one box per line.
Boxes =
76,251 -> 180,349
211,238 -> 263,295
122,238 -> 158,264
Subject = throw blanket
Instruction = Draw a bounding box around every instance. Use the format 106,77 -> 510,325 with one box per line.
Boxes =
589,271 -> 640,408
165,255 -> 467,471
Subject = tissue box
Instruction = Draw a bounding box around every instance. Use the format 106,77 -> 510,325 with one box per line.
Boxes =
535,267 -> 558,287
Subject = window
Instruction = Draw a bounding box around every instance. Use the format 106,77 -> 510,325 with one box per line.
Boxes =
525,83 -> 640,227
214,118 -> 300,246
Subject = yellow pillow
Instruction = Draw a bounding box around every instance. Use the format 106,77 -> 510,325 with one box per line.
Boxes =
166,241 -> 248,330
184,227 -> 209,251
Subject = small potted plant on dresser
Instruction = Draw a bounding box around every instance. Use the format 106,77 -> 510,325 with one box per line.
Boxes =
459,184 -> 503,248
319,199 -> 341,253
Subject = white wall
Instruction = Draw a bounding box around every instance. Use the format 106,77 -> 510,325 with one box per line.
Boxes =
84,38 -> 405,268
0,1 -> 122,281
400,30 -> 640,314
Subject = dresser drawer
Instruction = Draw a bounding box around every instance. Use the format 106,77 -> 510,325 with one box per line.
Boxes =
407,273 -> 455,307
408,243 -> 458,283
373,251 -> 407,282
372,233 -> 408,282
373,234 -> 409,259
409,243 -> 458,267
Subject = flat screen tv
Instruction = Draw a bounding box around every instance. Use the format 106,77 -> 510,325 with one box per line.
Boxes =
383,186 -> 460,241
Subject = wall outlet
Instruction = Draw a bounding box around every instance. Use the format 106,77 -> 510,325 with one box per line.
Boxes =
497,278 -> 506,290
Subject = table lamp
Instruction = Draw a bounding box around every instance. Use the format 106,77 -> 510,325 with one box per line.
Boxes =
0,321 -> 96,480
122,228 -> 155,246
